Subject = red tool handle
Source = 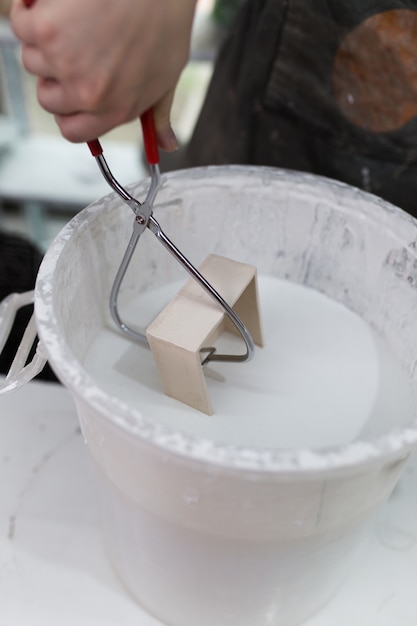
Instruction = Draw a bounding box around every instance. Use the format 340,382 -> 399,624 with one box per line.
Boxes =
140,109 -> 159,165
87,139 -> 103,157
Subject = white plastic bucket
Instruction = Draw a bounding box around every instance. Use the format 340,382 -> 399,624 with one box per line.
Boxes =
3,166 -> 417,626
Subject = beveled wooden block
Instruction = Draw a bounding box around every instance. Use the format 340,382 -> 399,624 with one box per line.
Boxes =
146,254 -> 263,414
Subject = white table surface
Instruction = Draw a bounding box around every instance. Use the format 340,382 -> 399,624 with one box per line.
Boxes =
1,380 -> 416,625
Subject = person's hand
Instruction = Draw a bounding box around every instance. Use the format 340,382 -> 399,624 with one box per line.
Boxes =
11,0 -> 197,147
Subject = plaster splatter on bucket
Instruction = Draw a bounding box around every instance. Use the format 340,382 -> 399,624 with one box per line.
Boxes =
2,166 -> 417,626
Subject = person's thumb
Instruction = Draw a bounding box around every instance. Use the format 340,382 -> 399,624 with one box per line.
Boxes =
152,87 -> 178,152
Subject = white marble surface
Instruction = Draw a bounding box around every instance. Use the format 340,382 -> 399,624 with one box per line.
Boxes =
0,380 -> 416,625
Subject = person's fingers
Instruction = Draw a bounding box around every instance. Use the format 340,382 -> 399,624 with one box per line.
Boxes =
153,88 -> 178,152
37,71 -> 130,119
54,109 -> 133,143
21,45 -> 54,78
54,112 -> 110,143
36,76 -> 81,115
10,0 -> 41,45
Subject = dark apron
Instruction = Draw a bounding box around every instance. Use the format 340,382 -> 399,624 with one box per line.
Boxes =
183,0 -> 417,215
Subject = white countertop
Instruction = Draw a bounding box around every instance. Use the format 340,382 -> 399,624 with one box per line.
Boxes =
1,380 -> 416,625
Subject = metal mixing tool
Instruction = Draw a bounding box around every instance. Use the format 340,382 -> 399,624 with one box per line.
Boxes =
21,0 -> 254,364
87,112 -> 254,364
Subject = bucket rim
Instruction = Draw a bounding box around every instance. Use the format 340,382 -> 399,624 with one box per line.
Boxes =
34,165 -> 417,475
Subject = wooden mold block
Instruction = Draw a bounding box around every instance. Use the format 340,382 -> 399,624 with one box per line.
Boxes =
146,254 -> 263,415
